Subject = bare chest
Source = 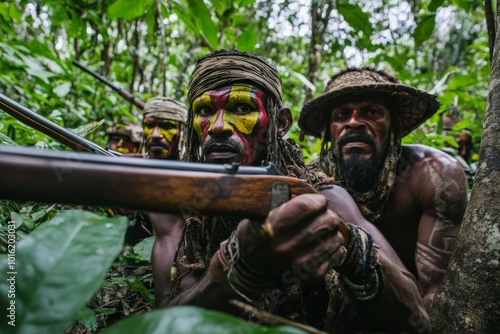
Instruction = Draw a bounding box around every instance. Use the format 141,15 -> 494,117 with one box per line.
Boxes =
375,183 -> 422,275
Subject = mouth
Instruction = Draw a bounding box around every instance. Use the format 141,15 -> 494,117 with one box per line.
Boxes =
205,144 -> 241,163
342,141 -> 370,149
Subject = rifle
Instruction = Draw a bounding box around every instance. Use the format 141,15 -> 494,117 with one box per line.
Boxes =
73,60 -> 145,110
0,93 -> 118,157
0,145 -> 316,219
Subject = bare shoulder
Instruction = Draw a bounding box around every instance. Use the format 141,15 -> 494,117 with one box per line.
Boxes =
400,144 -> 467,217
317,185 -> 369,224
399,144 -> 467,184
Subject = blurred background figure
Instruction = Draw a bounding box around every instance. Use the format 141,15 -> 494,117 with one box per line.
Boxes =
442,113 -> 474,164
106,120 -> 143,155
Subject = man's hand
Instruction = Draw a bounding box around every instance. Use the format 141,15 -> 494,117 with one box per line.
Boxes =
236,194 -> 348,284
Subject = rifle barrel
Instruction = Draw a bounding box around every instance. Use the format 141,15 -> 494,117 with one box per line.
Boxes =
0,93 -> 117,157
73,60 -> 145,109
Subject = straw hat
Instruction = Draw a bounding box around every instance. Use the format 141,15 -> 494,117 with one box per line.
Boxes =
106,120 -> 143,144
298,67 -> 440,138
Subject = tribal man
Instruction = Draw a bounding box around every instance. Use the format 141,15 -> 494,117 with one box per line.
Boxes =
298,67 -> 468,311
142,96 -> 187,159
106,120 -> 143,155
152,51 -> 430,333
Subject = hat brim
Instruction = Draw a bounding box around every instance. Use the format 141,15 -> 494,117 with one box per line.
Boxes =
298,83 -> 440,138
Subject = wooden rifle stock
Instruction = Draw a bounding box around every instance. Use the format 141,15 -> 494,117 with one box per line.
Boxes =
73,60 -> 145,110
0,146 -> 317,219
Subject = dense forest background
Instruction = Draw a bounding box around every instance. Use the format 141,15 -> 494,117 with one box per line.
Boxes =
0,0 -> 493,333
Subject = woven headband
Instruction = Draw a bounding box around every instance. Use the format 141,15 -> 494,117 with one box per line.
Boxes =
143,97 -> 188,124
188,54 -> 282,106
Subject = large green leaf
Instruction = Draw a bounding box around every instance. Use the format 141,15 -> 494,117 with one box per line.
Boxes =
236,24 -> 257,52
101,306 -> 307,334
336,2 -> 373,38
414,14 -> 436,49
133,235 -> 155,261
107,0 -> 155,20
451,0 -> 473,12
0,210 -> 128,334
186,0 -> 219,49
428,0 -> 445,12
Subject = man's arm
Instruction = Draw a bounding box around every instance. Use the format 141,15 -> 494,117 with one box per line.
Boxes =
150,213 -> 185,308
320,186 -> 431,333
414,148 -> 468,310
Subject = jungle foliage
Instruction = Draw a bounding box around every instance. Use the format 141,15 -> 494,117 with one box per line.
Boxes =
0,0 -> 491,332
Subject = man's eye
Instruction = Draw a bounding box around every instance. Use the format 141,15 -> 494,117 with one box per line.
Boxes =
143,123 -> 154,129
365,108 -> 382,117
196,107 -> 214,116
233,104 -> 254,114
161,124 -> 175,130
332,110 -> 350,120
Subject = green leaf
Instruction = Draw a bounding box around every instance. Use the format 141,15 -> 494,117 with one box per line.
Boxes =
0,210 -> 128,334
10,211 -> 24,229
290,71 -> 316,92
53,82 -> 72,97
101,306 -> 307,334
336,2 -> 373,37
171,1 -> 201,37
451,0 -> 473,12
414,14 -> 435,49
76,306 -> 98,333
236,24 -> 257,52
428,0 -> 445,12
107,0 -> 155,20
127,280 -> 155,306
186,0 -> 219,49
447,74 -> 479,90
133,235 -> 154,261
72,120 -> 106,137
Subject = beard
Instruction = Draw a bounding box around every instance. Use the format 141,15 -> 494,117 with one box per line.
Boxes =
335,133 -> 384,192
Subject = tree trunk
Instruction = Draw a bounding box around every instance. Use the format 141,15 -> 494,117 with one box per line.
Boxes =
428,6 -> 500,333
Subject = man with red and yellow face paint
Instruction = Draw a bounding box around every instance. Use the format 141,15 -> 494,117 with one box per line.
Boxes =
142,97 -> 187,160
152,51 -> 428,333
106,120 -> 142,155
192,83 -> 269,165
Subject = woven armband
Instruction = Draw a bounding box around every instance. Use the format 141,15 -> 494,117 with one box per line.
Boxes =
337,224 -> 384,301
210,231 -> 277,302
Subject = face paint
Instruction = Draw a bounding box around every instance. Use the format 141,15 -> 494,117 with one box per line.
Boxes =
143,116 -> 181,159
192,83 -> 269,166
107,135 -> 139,154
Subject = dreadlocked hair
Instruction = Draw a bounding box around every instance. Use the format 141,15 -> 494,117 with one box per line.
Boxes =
171,50 -> 327,301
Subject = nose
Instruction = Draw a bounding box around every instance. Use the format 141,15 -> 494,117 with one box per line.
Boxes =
208,110 -> 234,137
151,125 -> 162,139
345,108 -> 365,129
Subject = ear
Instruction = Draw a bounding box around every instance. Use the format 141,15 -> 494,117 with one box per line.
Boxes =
277,107 -> 292,138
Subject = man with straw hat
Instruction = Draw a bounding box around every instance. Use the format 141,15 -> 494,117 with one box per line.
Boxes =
298,67 -> 468,311
153,52 -> 430,333
142,96 -> 188,159
105,119 -> 143,155
117,98 -> 188,242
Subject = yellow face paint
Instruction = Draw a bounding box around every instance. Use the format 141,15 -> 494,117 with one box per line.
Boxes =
191,83 -> 269,166
143,117 -> 182,159
143,118 -> 180,143
192,84 -> 263,141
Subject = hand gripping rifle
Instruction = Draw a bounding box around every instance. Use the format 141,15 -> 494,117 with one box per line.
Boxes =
0,93 -> 118,157
0,145 -> 317,219
73,60 -> 145,110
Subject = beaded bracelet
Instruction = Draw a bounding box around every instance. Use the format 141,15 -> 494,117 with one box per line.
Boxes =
210,230 -> 278,302
337,224 -> 384,301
